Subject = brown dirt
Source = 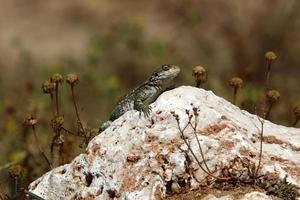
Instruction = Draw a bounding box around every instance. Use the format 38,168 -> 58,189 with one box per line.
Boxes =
166,185 -> 270,200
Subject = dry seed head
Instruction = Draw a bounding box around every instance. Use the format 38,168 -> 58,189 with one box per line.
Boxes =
293,106 -> 300,118
25,116 -> 38,126
51,73 -> 63,83
55,134 -> 65,145
192,107 -> 199,116
192,66 -> 207,83
90,128 -> 99,137
42,80 -> 56,94
51,115 -> 64,129
265,51 -> 277,61
229,77 -> 243,89
266,90 -> 280,104
8,164 -> 22,178
66,74 -> 79,85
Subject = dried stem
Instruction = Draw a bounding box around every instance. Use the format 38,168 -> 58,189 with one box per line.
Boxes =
0,190 -> 9,200
175,114 -> 230,181
190,114 -> 211,173
255,117 -> 264,178
233,88 -> 238,105
264,103 -> 273,120
265,61 -> 272,92
292,117 -> 299,127
70,85 -> 84,134
55,84 -> 60,115
62,127 -> 84,137
13,178 -> 18,197
31,125 -> 52,169
176,119 -> 212,176
50,93 -> 56,116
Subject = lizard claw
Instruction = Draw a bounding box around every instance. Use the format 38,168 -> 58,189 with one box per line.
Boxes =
139,106 -> 152,119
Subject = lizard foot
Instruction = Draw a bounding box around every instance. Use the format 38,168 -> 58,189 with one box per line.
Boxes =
139,106 -> 152,119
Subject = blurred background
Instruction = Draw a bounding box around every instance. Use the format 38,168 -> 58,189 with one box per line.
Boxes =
0,0 -> 299,197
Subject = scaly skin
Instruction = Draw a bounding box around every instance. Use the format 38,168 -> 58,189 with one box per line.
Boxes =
100,64 -> 180,131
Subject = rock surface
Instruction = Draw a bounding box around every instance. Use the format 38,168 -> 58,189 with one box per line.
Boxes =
29,86 -> 300,200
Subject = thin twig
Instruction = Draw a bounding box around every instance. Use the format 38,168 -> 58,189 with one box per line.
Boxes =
61,127 -> 84,137
190,114 -> 211,173
265,61 -> 272,92
265,104 -> 273,120
233,88 -> 237,105
175,117 -> 230,181
50,93 -> 56,116
292,117 -> 299,127
31,125 -> 52,169
55,84 -> 60,115
71,85 -> 84,134
176,119 -> 210,174
255,117 -> 264,178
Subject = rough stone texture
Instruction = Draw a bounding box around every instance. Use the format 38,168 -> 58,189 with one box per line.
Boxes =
201,192 -> 272,200
29,86 -> 300,200
242,192 -> 272,200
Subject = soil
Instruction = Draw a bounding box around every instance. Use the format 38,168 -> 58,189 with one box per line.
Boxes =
166,186 -> 278,200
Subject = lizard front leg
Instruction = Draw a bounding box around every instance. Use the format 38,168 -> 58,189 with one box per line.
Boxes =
134,98 -> 151,118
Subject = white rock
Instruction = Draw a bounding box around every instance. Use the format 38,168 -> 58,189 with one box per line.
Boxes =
28,86 -> 300,200
241,191 -> 272,200
202,194 -> 233,200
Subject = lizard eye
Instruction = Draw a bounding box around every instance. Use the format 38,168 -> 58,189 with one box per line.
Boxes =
162,65 -> 169,70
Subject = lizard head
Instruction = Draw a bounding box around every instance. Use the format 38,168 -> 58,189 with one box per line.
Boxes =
149,64 -> 180,86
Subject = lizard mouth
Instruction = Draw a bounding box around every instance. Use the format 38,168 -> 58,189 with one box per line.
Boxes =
168,65 -> 181,78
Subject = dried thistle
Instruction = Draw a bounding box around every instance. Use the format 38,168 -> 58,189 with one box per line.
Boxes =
51,73 -> 63,83
66,74 -> 85,136
229,77 -> 243,105
264,51 -> 277,91
292,106 -> 300,127
51,115 -> 64,130
192,66 -> 207,88
42,80 -> 56,115
24,116 -> 38,126
66,73 -> 79,85
265,51 -> 277,62
8,164 -> 22,197
25,116 -> 52,169
42,80 -> 56,94
265,90 -> 280,119
8,165 -> 22,179
51,73 -> 63,115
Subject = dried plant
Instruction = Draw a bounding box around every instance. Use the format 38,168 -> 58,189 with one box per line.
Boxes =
292,106 -> 300,127
171,109 -> 231,181
264,51 -> 277,91
24,117 -> 52,169
50,73 -> 63,115
42,80 -> 56,115
255,117 -> 264,178
192,66 -> 207,88
42,73 -> 96,166
228,77 -> 243,105
8,164 -> 22,197
66,74 -> 85,136
265,89 -> 280,120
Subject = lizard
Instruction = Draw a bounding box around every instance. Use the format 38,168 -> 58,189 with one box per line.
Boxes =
99,64 -> 180,131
